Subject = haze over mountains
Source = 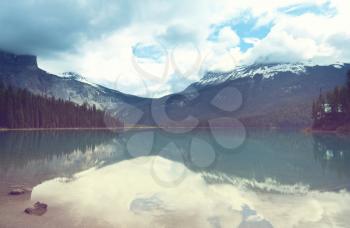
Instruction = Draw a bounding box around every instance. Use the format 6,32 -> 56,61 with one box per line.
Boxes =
0,50 -> 349,129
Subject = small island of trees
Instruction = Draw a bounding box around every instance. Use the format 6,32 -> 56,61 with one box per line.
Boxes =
312,70 -> 350,132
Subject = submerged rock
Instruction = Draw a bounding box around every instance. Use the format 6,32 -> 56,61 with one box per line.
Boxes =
8,188 -> 26,195
8,186 -> 32,195
24,202 -> 48,216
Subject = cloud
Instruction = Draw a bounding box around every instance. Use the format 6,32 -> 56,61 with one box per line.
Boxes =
0,0 -> 239,56
0,0 -> 135,56
243,37 -> 260,45
217,27 -> 240,48
2,0 -> 350,97
157,25 -> 200,47
243,5 -> 350,65
328,33 -> 350,59
244,30 -> 333,64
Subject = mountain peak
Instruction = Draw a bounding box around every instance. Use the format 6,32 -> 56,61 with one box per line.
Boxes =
197,62 -> 346,87
0,50 -> 37,70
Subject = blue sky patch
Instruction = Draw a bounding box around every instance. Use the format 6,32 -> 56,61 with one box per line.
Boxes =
208,12 -> 272,52
132,43 -> 165,61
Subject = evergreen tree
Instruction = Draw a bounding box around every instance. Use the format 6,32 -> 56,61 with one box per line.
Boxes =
0,86 -> 122,129
312,101 -> 317,120
347,70 -> 350,92
312,71 -> 350,130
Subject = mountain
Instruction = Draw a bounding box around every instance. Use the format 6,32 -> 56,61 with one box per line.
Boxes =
0,50 -> 151,125
195,63 -> 345,87
1,50 -> 349,129
160,62 -> 350,128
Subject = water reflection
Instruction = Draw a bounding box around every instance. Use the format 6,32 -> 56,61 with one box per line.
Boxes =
0,130 -> 118,191
0,131 -> 116,170
1,130 -> 350,227
313,134 -> 350,179
1,129 -> 350,192
30,156 -> 350,228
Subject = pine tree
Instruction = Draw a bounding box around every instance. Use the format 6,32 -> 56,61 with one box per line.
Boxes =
312,70 -> 350,130
330,86 -> 341,113
0,86 -> 121,129
318,93 -> 325,119
347,70 -> 350,92
312,101 -> 317,120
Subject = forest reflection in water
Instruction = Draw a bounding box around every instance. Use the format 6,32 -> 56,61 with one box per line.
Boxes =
0,129 -> 349,191
313,133 -> 350,179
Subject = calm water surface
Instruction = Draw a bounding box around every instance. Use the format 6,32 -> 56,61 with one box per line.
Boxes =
0,129 -> 349,227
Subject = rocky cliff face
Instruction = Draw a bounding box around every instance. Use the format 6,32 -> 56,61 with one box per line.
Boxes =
0,50 -> 37,70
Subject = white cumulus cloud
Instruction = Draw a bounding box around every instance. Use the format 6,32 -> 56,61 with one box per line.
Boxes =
26,0 -> 350,97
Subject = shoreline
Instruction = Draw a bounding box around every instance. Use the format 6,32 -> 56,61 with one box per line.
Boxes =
1,126 -> 349,135
303,127 -> 350,135
0,126 -> 159,132
0,126 -> 307,132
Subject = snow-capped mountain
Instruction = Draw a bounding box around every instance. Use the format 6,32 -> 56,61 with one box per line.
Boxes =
166,62 -> 350,128
195,62 -> 346,87
1,49 -> 349,128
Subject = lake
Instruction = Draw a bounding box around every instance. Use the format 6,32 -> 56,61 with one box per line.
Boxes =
0,129 -> 350,227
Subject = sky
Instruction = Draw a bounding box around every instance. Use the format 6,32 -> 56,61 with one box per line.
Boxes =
1,0 -> 350,97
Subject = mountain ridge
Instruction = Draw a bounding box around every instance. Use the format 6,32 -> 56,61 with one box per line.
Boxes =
0,50 -> 151,125
1,50 -> 349,129
194,62 -> 348,88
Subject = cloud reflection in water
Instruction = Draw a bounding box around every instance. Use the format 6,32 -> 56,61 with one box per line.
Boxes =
31,156 -> 350,228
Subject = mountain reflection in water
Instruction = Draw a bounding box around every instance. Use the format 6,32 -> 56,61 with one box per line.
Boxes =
0,129 -> 349,227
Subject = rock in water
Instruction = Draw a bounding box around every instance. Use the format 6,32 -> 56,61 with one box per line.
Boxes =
8,186 -> 32,195
8,188 -> 26,195
24,202 -> 48,216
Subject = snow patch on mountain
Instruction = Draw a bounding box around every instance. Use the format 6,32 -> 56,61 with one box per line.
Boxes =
198,63 -> 307,86
332,63 -> 344,69
197,63 -> 345,87
61,72 -> 98,88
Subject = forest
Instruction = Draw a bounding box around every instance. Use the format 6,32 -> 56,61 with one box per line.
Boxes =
312,70 -> 350,132
0,84 -> 121,129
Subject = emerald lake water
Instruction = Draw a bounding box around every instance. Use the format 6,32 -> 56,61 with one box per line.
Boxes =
0,129 -> 350,227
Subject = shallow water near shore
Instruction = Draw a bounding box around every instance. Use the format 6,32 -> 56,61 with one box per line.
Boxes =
0,129 -> 350,227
